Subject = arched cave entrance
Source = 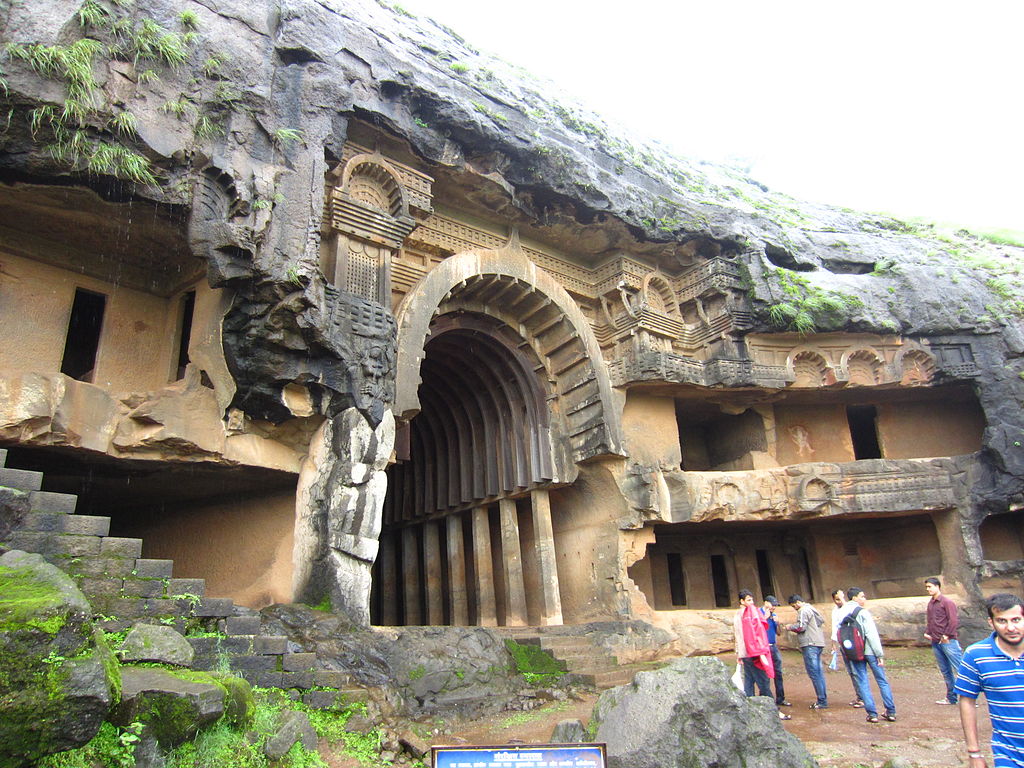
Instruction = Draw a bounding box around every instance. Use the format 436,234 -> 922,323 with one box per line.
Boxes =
372,312 -> 564,627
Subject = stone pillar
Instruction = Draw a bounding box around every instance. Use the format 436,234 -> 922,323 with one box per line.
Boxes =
472,506 -> 497,626
530,489 -> 563,625
932,507 -> 975,595
499,498 -> 528,626
402,526 -> 422,625
423,521 -> 445,625
378,532 -> 399,625
446,514 -> 469,625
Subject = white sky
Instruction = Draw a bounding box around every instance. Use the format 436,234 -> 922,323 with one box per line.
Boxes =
399,1 -> 1024,231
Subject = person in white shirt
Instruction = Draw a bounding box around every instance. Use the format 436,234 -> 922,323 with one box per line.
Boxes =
830,587 -> 864,708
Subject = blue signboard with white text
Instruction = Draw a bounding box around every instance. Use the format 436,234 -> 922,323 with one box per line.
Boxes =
432,743 -> 607,768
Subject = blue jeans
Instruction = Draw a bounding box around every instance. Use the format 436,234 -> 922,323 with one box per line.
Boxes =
769,643 -> 786,704
932,639 -> 963,703
741,656 -> 772,698
801,645 -> 828,706
851,655 -> 896,717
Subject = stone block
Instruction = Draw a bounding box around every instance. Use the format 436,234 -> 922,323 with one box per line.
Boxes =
77,577 -> 124,599
62,515 -> 111,537
55,535 -> 102,557
65,556 -> 136,578
253,636 -> 288,655
7,530 -> 55,553
21,512 -> 67,532
194,597 -> 234,617
226,616 -> 261,635
189,655 -> 219,672
142,598 -> 176,615
121,579 -> 167,598
279,671 -> 315,689
28,490 -> 78,514
300,690 -> 338,710
133,559 -> 174,579
100,537 -> 143,558
239,671 -> 284,688
226,654 -> 278,672
186,637 -> 220,655
313,670 -> 350,688
0,467 -> 43,491
221,636 -> 253,654
282,652 -> 316,672
167,578 -> 205,598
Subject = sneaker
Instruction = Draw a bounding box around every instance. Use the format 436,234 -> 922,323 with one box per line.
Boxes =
936,699 -> 955,705
866,715 -> 879,723
778,711 -> 792,720
882,713 -> 897,722
809,703 -> 829,710
850,699 -> 864,708
778,701 -> 793,707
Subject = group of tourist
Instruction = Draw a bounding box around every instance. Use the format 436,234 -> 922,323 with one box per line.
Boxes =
733,579 -> 1024,767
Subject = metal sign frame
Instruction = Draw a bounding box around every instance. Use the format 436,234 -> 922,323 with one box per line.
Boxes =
431,743 -> 607,768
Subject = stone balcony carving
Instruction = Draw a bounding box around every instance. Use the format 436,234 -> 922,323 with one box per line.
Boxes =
660,456 -> 970,525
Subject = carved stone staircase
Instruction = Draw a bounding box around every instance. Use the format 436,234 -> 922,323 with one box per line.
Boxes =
0,448 -> 361,704
500,626 -> 650,690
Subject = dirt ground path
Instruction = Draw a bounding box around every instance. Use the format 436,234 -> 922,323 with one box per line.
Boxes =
436,646 -> 990,768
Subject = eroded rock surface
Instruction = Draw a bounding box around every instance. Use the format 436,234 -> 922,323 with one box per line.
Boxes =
0,550 -> 119,766
593,656 -> 818,768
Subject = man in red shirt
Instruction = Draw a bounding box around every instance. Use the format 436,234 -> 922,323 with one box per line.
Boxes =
924,577 -> 962,705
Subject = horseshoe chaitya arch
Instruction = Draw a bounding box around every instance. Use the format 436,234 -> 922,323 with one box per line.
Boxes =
393,245 -> 624,471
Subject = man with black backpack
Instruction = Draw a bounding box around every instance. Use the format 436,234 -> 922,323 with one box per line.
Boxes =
787,594 -> 828,709
840,587 -> 897,724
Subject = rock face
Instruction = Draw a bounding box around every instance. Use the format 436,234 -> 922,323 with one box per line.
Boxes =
261,604 -> 519,715
119,623 -> 196,667
0,550 -> 119,767
593,657 -> 818,768
112,667 -> 254,748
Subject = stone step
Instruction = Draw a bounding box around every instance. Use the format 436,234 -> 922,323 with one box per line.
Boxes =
21,512 -> 110,536
0,467 -> 43,492
0,447 -> 7,468
574,668 -> 636,689
28,490 -> 78,514
560,655 -> 619,672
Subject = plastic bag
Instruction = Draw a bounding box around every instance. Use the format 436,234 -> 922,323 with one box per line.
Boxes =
731,663 -> 744,691
828,649 -> 839,671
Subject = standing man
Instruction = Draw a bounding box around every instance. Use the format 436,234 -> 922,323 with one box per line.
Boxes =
762,596 -> 792,708
734,589 -> 791,720
843,588 -> 897,723
955,593 -> 1024,767
831,587 -> 864,708
787,593 -> 828,709
924,577 -> 962,706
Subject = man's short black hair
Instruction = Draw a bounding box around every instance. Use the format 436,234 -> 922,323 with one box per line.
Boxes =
787,594 -> 803,605
925,577 -> 941,588
765,595 -> 779,606
846,587 -> 864,601
738,588 -> 754,601
986,593 -> 1024,618
831,588 -> 845,599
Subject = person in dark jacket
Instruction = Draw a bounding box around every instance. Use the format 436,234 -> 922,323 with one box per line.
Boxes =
925,577 -> 963,705
762,596 -> 792,707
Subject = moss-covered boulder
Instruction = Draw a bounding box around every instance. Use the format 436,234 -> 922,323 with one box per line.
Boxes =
112,667 -> 254,748
0,550 -> 119,768
119,623 -> 195,667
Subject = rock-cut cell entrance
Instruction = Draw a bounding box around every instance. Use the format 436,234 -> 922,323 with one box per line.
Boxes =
372,312 -> 563,627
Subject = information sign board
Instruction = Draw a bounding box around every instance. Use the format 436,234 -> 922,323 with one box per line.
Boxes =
431,743 -> 607,768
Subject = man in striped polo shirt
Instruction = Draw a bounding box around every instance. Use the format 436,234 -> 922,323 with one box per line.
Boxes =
955,593 -> 1024,767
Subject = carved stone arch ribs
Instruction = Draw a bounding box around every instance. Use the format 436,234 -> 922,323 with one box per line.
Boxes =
394,248 -> 624,466
898,348 -> 937,386
789,349 -> 835,388
844,348 -> 884,386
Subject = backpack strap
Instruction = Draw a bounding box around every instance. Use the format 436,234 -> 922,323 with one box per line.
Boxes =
845,606 -> 863,623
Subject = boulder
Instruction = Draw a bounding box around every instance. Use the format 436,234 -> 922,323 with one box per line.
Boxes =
593,656 -> 817,768
0,488 -> 29,546
0,550 -> 119,767
112,667 -> 253,748
119,623 -> 195,666
550,719 -> 588,743
263,709 -> 318,760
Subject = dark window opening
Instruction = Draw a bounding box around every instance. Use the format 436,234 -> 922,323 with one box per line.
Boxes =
798,546 -> 815,601
667,552 -> 686,606
710,554 -> 731,608
60,289 -> 106,382
755,549 -> 775,600
843,540 -> 859,557
175,290 -> 196,380
847,405 -> 882,459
